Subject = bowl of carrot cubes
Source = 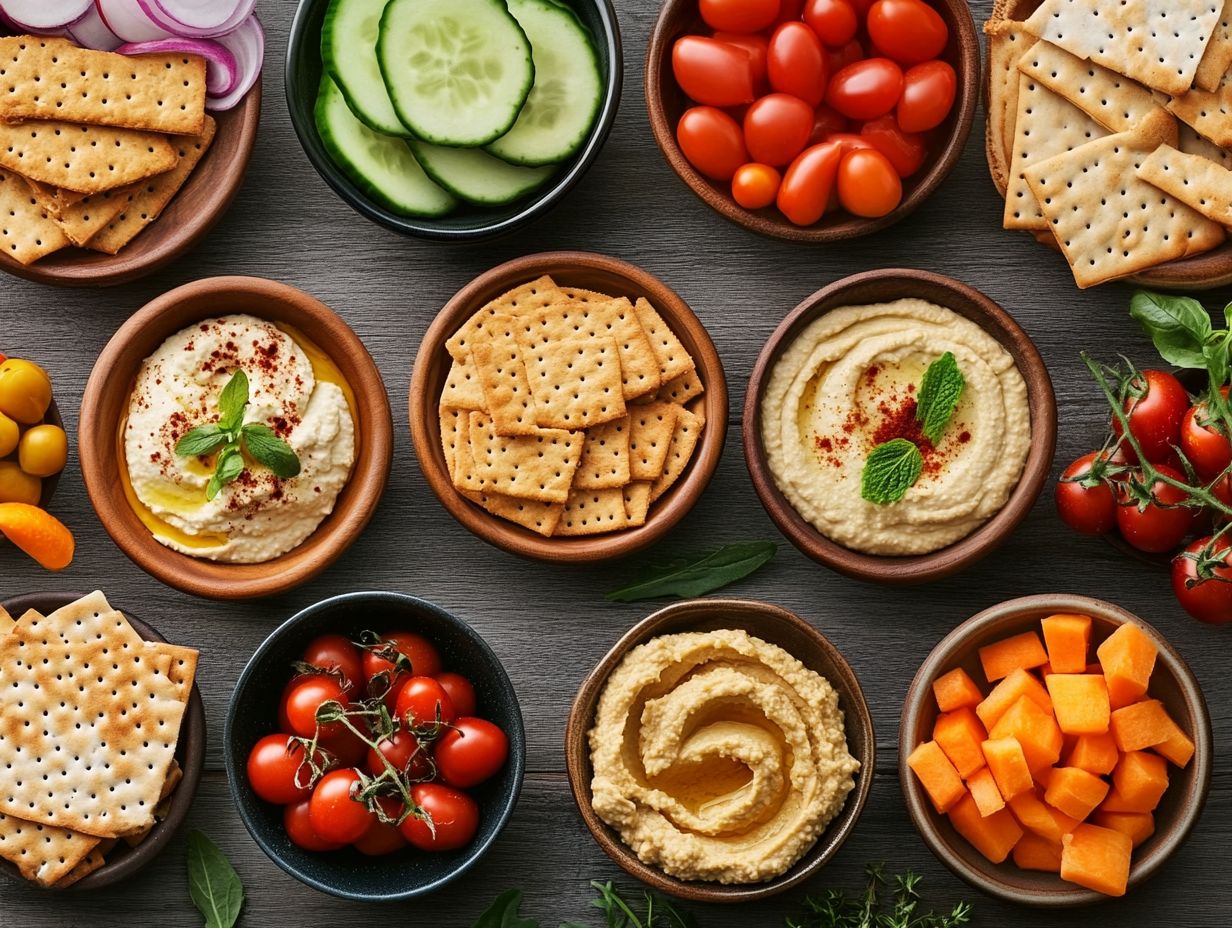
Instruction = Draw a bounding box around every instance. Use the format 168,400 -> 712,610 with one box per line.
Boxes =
900,594 -> 1211,906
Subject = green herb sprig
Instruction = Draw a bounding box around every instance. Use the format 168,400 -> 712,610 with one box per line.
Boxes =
604,542 -> 777,602
186,831 -> 244,928
174,370 -> 302,500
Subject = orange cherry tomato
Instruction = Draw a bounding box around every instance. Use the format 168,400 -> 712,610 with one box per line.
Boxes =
867,0 -> 948,65
807,103 -> 850,144
837,148 -> 903,216
804,0 -> 858,48
897,59 -> 956,132
672,36 -> 756,107
732,163 -> 782,209
700,0 -> 781,32
860,114 -> 927,176
743,93 -> 815,166
767,22 -> 828,107
677,106 -> 750,180
777,141 -> 844,225
713,31 -> 769,92
826,57 -> 904,120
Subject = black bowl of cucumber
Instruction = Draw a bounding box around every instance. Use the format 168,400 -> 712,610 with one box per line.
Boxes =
286,0 -> 622,241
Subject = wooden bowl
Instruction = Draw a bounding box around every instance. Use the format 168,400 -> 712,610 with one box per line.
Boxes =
983,0 -> 1232,290
900,594 -> 1213,906
0,81 -> 261,288
409,251 -> 728,562
0,591 -> 206,891
78,276 -> 394,600
564,597 -> 875,902
645,0 -> 980,242
743,268 -> 1057,584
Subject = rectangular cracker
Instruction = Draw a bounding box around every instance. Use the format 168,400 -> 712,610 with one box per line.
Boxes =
1025,109 -> 1226,287
0,812 -> 101,887
0,120 -> 177,194
622,481 -> 653,527
655,369 -> 705,406
1196,0 -> 1232,91
628,401 -> 679,481
1181,121 -> 1232,168
48,845 -> 106,889
520,335 -> 627,430
440,357 -> 486,411
445,276 -> 563,362
555,487 -> 630,536
574,416 -> 630,490
984,19 -> 1032,193
0,37 -> 207,135
22,177 -> 86,216
468,411 -> 583,503
632,297 -> 695,384
123,758 -> 183,848
15,590 -> 145,650
470,316 -> 540,436
472,491 -> 565,537
0,168 -> 71,264
440,407 -> 465,480
450,412 -> 486,493
1168,71 -> 1232,148
1138,143 -> 1232,225
52,183 -> 135,246
649,407 -> 704,503
543,292 -> 661,400
1017,40 -> 1161,133
1023,0 -> 1222,96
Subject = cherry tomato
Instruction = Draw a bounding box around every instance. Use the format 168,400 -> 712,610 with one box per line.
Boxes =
362,630 -> 442,708
1115,465 -> 1196,553
860,114 -> 926,176
0,358 -> 51,425
368,728 -> 434,781
283,799 -> 344,851
1055,451 -> 1119,535
353,797 -> 409,856
309,769 -> 375,845
732,163 -> 782,208
319,728 -> 368,768
17,424 -> 66,478
434,718 -> 510,788
282,674 -> 350,740
836,148 -> 902,216
867,0 -> 948,65
848,0 -> 875,12
826,38 -> 864,75
395,675 -> 457,728
825,132 -> 875,152
399,783 -> 480,851
701,0 -> 780,32
672,36 -> 756,107
767,22 -> 828,107
804,0 -> 858,47
712,32 -> 769,92
808,104 -> 850,143
772,0 -> 806,25
301,634 -> 364,695
777,141 -> 844,225
247,734 -> 318,805
677,106 -> 749,180
1173,535 -> 1232,623
1181,387 -> 1232,480
826,58 -> 904,121
896,59 -> 956,132
1112,370 -> 1189,464
436,672 -> 477,717
743,93 -> 814,166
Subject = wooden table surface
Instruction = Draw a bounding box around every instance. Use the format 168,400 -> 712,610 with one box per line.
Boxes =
2,1 -> 1229,925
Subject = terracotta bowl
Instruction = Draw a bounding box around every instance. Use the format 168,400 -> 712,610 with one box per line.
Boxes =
0,80 -> 261,288
564,597 -> 875,903
409,251 -> 728,562
900,594 -> 1213,906
78,276 -> 394,600
645,0 -> 980,242
0,591 -> 206,891
743,268 -> 1057,584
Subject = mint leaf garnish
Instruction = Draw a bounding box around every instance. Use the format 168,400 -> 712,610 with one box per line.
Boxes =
861,438 -> 923,505
916,352 -> 965,444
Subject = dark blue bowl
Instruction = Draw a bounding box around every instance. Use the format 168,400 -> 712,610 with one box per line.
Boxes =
223,591 -> 526,901
285,0 -> 623,242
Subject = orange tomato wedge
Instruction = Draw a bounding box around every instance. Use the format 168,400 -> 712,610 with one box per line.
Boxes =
0,503 -> 74,571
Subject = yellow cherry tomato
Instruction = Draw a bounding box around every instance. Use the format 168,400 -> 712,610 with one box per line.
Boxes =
0,461 -> 41,505
0,412 -> 18,458
18,424 -> 67,478
0,359 -> 53,425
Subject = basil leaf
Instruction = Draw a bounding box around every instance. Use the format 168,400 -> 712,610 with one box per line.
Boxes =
605,542 -> 778,602
861,438 -> 923,505
217,370 -> 250,432
1129,290 -> 1211,368
186,831 -> 244,928
174,425 -> 226,458
1204,334 -> 1229,391
472,889 -> 541,928
242,423 -> 302,478
916,352 -> 965,444
205,445 -> 244,501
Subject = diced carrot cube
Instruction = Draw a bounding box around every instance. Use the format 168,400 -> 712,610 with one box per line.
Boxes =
979,631 -> 1049,682
933,667 -> 984,712
948,792 -> 1023,864
1008,790 -> 1080,843
1092,810 -> 1155,848
1042,614 -> 1092,674
933,708 -> 988,779
1150,712 -> 1196,768
1045,766 -> 1110,822
976,667 -> 1052,729
1061,824 -> 1133,897
1096,623 -> 1157,709
989,696 -> 1063,772
1013,832 -> 1063,872
967,766 -> 1005,817
1045,674 -> 1111,735
1066,732 -> 1120,775
1107,751 -> 1169,812
982,737 -> 1035,800
1034,765 -> 1056,790
907,740 -> 966,813
1110,699 -> 1175,752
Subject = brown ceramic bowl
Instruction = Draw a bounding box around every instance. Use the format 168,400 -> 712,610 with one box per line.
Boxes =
409,251 -> 728,562
0,591 -> 206,891
646,0 -> 980,242
900,594 -> 1213,906
0,82 -> 261,288
564,597 -> 875,903
743,268 -> 1057,584
78,276 -> 394,600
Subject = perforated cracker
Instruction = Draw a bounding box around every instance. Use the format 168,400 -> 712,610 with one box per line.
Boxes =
1017,40 -> 1161,133
628,401 -> 679,481
52,182 -> 135,246
0,168 -> 70,264
22,177 -> 85,216
450,412 -> 486,493
649,407 -> 703,503
632,297 -> 695,384
555,487 -> 630,536
1196,0 -> 1232,92
445,276 -> 563,362
473,491 -> 564,537
984,19 -> 1031,192
0,119 -> 177,194
0,38 -> 207,135
468,411 -> 583,503
655,369 -> 704,406
123,758 -> 182,848
50,845 -> 105,889
1168,71 -> 1232,148
471,316 -> 540,436
622,481 -> 652,527
440,358 -> 486,411
16,591 -> 144,651
1181,121 -> 1232,168
440,407 -> 465,480
0,812 -> 101,887
1139,143 -> 1232,225
520,335 -> 626,430
574,416 -> 630,490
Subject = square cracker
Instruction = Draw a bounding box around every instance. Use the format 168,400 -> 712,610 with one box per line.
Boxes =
0,38 -> 207,135
1138,143 -> 1232,225
632,297 -> 695,384
520,335 -> 627,430
1167,71 -> 1232,149
628,401 -> 679,481
555,487 -> 630,536
650,407 -> 704,503
472,491 -> 565,537
1196,0 -> 1232,92
1017,40 -> 1161,133
0,168 -> 70,265
440,357 -> 486,411
984,19 -> 1032,193
470,316 -> 539,436
49,845 -> 106,889
22,177 -> 87,216
467,411 -> 583,504
574,416 -> 630,490
440,407 -> 466,480
445,276 -> 563,362
0,120 -> 177,194
1023,0 -> 1222,97
655,369 -> 704,406
0,812 -> 101,887
622,481 -> 653,527
52,183 -> 135,247
1025,109 -> 1226,287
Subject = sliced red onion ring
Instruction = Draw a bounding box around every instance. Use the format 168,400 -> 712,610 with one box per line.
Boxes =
140,0 -> 254,39
66,5 -> 122,50
0,0 -> 91,31
204,12 -> 260,111
117,37 -> 236,97
95,0 -> 173,42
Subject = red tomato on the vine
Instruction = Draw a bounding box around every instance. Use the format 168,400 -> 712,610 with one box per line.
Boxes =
399,783 -> 480,851
767,22 -> 828,107
1172,535 -> 1232,624
247,734 -> 318,805
436,672 -> 478,718
367,728 -> 433,781
1115,465 -> 1196,553
362,630 -> 442,708
1055,451 -> 1118,535
283,799 -> 344,852
395,675 -> 457,728
678,107 -> 749,180
1180,387 -> 1232,481
434,717 -> 509,788
282,674 -> 350,740
672,36 -> 756,107
897,60 -> 956,132
300,634 -> 363,695
867,0 -> 949,65
1112,370 -> 1189,464
308,769 -> 374,845
352,796 -> 409,856
826,58 -> 904,121
319,728 -> 368,768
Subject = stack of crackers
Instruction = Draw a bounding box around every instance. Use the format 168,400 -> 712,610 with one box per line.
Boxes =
437,276 -> 706,538
0,592 -> 197,888
0,36 -> 216,266
986,0 -> 1232,288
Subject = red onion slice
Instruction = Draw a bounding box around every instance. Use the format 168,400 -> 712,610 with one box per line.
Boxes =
204,13 -> 261,112
66,5 -> 122,50
117,37 -> 237,97
0,0 -> 91,31
141,0 -> 254,38
95,0 -> 173,42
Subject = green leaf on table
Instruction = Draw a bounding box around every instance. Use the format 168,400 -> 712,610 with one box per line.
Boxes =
472,889 -> 540,928
916,351 -> 965,444
604,542 -> 778,602
174,424 -> 227,458
205,445 -> 244,501
861,438 -> 923,505
242,423 -> 302,478
1129,290 -> 1211,369
217,370 -> 250,432
186,831 -> 244,928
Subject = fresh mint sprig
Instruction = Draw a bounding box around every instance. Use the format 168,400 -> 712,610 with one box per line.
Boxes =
916,351 -> 965,444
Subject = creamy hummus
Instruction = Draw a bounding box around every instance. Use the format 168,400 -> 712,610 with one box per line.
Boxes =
760,299 -> 1031,556
123,315 -> 356,563
588,629 -> 859,884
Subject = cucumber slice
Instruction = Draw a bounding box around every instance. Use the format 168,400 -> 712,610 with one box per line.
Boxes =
315,76 -> 457,218
407,139 -> 556,205
378,0 -> 534,147
321,0 -> 411,137
485,0 -> 602,166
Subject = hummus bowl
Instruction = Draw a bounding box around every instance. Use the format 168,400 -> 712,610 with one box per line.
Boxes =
744,269 -> 1056,584
900,594 -> 1212,906
564,598 -> 874,902
78,276 -> 394,600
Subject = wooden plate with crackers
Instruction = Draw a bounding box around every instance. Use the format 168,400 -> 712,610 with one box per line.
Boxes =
410,251 -> 728,562
984,0 -> 1232,289
0,34 -> 261,288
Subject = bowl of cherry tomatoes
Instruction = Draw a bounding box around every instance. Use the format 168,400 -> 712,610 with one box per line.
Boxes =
646,0 -> 979,241
224,591 -> 526,901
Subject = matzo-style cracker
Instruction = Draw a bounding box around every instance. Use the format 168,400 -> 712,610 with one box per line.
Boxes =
52,183 -> 134,246
1167,71 -> 1232,149
445,276 -> 563,362
1196,0 -> 1232,92
574,416 -> 630,490
1138,143 -> 1232,225
984,19 -> 1031,193
556,487 -> 630,536
471,317 -> 539,436
1181,121 -> 1232,169
0,812 -> 101,887
0,168 -> 70,265
50,845 -> 106,889
628,401 -> 679,482
0,120 -> 177,194
632,297 -> 696,384
521,335 -> 626,430
468,411 -> 583,503
1017,40 -> 1161,133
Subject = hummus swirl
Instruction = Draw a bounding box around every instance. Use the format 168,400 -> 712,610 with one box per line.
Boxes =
588,629 -> 859,884
760,299 -> 1031,555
